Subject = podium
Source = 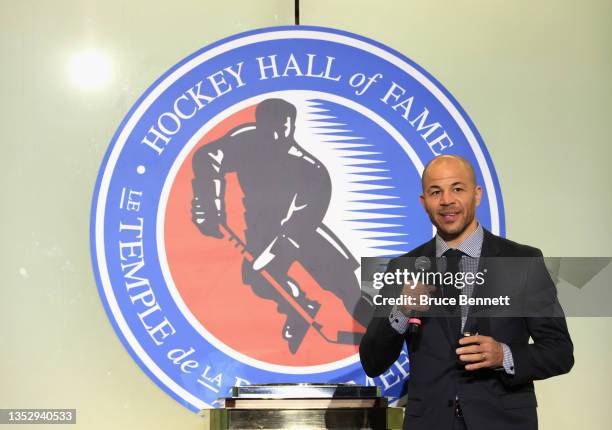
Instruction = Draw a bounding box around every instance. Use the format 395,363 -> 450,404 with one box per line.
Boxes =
200,384 -> 403,429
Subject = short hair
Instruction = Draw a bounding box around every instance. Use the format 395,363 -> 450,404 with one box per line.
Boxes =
421,155 -> 477,191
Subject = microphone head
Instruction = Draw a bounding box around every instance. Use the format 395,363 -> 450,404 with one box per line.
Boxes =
415,256 -> 431,272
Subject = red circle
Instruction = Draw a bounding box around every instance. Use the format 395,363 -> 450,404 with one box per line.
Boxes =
164,105 -> 364,367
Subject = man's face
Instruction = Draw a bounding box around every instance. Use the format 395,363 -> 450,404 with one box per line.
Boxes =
419,158 -> 482,241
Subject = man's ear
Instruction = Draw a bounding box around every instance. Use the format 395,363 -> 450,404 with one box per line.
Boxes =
419,193 -> 425,207
475,185 -> 483,207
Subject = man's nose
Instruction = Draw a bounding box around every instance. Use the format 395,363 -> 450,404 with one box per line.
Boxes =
439,191 -> 455,205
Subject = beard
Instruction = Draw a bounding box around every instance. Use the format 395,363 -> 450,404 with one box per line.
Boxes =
428,207 -> 476,241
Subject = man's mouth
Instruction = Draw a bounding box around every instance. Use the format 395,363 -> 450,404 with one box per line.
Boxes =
439,211 -> 461,223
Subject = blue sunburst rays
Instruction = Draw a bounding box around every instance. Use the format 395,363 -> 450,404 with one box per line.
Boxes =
306,98 -> 418,256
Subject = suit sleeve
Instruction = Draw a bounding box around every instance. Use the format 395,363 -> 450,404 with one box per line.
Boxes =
359,258 -> 407,377
501,250 -> 574,386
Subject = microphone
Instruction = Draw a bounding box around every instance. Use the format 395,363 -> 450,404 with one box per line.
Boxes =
407,256 -> 432,335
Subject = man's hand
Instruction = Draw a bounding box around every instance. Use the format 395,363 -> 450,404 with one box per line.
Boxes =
398,282 -> 436,315
456,335 -> 504,370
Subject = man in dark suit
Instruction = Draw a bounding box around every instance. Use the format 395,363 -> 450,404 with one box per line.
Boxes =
359,155 -> 573,430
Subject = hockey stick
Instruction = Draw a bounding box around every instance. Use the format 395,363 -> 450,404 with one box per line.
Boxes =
219,224 -> 363,345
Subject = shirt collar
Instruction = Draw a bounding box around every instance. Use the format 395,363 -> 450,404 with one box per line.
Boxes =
435,223 -> 484,258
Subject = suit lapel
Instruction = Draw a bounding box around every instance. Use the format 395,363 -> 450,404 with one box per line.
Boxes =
418,237 -> 437,260
480,229 -> 501,259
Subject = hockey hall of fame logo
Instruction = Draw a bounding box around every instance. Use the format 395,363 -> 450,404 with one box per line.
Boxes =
90,26 -> 505,411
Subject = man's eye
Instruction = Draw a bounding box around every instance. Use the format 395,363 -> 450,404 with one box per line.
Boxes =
430,190 -> 440,196
453,187 -> 464,192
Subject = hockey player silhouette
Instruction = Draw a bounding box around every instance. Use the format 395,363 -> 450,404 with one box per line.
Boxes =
191,98 -> 372,353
